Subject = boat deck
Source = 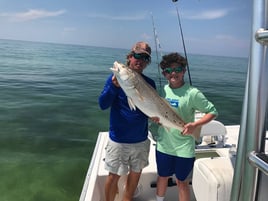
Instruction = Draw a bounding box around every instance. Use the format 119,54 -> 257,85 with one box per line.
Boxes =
81,125 -> 246,201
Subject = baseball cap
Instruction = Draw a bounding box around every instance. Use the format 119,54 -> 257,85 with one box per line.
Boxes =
132,42 -> 151,56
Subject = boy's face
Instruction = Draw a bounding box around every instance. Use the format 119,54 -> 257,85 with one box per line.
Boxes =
162,62 -> 186,88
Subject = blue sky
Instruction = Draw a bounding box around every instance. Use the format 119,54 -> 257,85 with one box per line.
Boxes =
0,0 -> 251,57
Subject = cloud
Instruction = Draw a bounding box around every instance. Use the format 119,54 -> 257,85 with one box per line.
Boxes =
183,9 -> 229,20
0,9 -> 66,22
87,12 -> 147,21
215,34 -> 234,40
63,27 -> 76,32
215,34 -> 247,47
61,27 -> 77,39
188,34 -> 249,53
141,33 -> 151,40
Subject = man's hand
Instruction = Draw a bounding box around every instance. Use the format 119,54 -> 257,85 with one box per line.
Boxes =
112,75 -> 120,87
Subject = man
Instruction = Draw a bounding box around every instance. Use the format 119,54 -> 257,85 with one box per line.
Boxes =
99,41 -> 156,201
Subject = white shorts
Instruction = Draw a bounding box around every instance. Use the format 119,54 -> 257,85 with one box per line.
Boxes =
104,138 -> 150,175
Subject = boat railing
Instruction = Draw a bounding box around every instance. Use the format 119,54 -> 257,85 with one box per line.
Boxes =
248,151 -> 268,176
246,0 -> 268,178
230,0 -> 268,201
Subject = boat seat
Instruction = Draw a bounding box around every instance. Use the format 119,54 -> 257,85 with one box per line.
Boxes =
195,120 -> 227,146
192,157 -> 233,201
200,120 -> 227,137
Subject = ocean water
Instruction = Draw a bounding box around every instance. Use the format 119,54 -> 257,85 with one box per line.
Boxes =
0,39 -> 248,201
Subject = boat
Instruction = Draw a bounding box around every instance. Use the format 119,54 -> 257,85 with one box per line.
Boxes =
79,1 -> 268,201
80,122 -> 239,201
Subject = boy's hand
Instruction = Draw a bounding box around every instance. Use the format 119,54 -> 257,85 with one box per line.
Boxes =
150,117 -> 160,124
182,122 -> 196,135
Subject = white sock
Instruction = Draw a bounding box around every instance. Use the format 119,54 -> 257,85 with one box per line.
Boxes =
156,195 -> 164,201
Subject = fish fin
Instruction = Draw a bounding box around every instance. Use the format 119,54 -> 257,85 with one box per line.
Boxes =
127,97 -> 136,110
163,126 -> 171,133
135,88 -> 144,101
192,125 -> 202,140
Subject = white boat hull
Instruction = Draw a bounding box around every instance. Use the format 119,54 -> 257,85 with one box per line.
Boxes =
80,123 -> 243,201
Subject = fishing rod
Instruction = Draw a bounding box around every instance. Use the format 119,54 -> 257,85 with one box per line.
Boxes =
150,12 -> 164,90
172,0 -> 193,85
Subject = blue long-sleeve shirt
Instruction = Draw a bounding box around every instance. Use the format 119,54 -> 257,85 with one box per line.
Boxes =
99,74 -> 156,143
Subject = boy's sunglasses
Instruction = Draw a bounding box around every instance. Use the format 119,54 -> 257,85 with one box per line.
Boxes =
163,67 -> 184,74
133,53 -> 151,63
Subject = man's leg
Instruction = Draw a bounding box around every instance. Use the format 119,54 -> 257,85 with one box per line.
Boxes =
122,170 -> 141,201
105,172 -> 120,201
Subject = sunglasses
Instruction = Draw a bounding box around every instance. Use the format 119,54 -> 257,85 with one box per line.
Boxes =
133,53 -> 151,63
163,67 -> 184,74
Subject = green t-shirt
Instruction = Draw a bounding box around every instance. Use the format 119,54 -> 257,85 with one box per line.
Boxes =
156,83 -> 218,158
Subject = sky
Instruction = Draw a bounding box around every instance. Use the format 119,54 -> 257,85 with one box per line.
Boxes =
0,0 -> 252,57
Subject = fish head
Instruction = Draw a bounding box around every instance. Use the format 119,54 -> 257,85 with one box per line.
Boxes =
110,61 -> 135,85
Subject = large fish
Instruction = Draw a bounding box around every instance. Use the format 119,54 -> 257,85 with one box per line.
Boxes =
111,61 -> 200,139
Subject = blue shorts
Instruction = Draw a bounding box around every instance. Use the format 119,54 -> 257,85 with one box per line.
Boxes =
156,150 -> 195,181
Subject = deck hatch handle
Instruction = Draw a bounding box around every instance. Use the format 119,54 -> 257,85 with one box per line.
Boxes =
248,151 -> 268,176
255,28 -> 268,45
